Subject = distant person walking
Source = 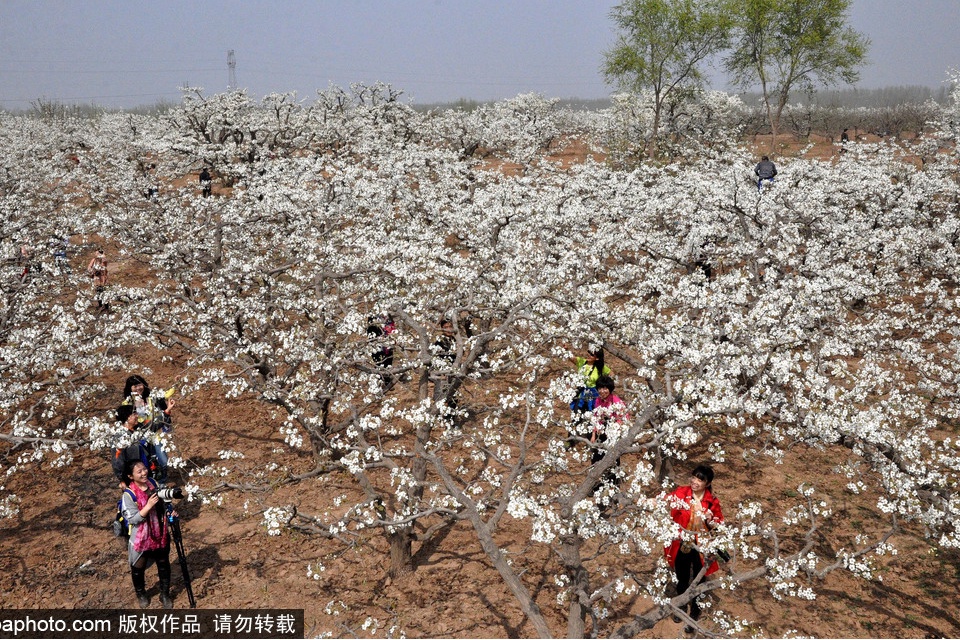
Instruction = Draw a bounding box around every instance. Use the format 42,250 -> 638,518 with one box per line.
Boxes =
50,236 -> 70,275
367,313 -> 397,388
17,244 -> 37,281
86,248 -> 109,308
199,167 -> 212,197
754,156 -> 777,192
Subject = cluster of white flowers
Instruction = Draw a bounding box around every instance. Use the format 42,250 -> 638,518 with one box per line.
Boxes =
307,561 -> 325,580
262,506 -> 293,536
765,557 -> 816,601
0,490 -> 19,519
279,422 -> 304,449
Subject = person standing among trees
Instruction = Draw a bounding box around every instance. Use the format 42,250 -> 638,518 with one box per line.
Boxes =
120,460 -> 176,608
50,236 -> 70,275
86,247 -> 108,308
112,404 -> 166,489
367,313 -> 397,388
199,167 -> 212,197
755,155 -> 777,191
122,375 -> 174,430
590,375 -> 627,465
431,318 -> 460,420
589,375 -> 629,500
120,375 -> 175,481
567,347 -> 613,447
433,318 -> 456,364
17,244 -> 38,281
665,464 -> 724,632
570,347 -> 611,410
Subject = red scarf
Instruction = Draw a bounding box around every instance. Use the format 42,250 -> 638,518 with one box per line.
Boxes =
130,481 -> 169,552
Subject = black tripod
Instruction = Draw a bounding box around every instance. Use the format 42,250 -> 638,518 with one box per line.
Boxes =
167,508 -> 196,608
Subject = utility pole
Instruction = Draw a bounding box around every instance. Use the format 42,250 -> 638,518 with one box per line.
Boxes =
228,50 -> 237,90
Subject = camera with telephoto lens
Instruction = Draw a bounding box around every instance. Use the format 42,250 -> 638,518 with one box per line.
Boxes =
154,487 -> 183,502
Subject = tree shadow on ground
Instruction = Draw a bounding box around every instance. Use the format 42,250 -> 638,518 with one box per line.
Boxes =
818,584 -> 959,638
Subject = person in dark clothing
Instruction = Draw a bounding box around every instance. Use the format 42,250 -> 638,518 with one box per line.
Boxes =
432,318 -> 463,423
367,314 -> 396,388
199,167 -> 212,197
754,156 -> 777,192
433,319 -> 456,364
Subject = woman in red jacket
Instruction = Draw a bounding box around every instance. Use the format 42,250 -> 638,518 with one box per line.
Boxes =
665,464 -> 723,627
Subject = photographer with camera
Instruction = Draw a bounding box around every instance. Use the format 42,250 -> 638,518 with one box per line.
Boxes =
120,460 -> 181,609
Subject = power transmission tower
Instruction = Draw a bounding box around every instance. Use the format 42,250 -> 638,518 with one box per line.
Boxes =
228,50 -> 237,90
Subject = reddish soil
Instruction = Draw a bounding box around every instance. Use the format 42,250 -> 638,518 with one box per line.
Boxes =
1,139 -> 958,638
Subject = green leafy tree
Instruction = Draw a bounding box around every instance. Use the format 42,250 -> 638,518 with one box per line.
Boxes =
603,0 -> 733,158
725,0 -> 869,147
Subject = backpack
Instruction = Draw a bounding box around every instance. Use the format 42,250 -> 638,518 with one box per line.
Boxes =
112,488 -> 137,538
569,386 -> 599,413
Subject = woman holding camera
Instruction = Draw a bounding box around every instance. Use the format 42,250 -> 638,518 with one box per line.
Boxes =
121,460 -> 176,609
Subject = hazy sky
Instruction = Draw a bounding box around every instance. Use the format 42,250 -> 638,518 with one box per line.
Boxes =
1,0 -> 958,111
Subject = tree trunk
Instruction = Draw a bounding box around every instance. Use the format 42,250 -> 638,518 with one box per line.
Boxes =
387,393 -> 438,578
387,529 -> 413,578
764,97 -> 778,153
428,453 -> 554,638
558,533 -> 591,638
477,526 -> 554,638
648,99 -> 662,160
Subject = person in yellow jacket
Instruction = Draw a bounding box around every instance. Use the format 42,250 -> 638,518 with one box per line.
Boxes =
120,375 -> 176,480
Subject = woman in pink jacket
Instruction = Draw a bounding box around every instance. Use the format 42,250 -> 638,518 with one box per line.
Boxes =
590,375 -> 626,463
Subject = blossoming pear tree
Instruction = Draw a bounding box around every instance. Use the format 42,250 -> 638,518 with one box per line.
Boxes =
0,80 -> 958,637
